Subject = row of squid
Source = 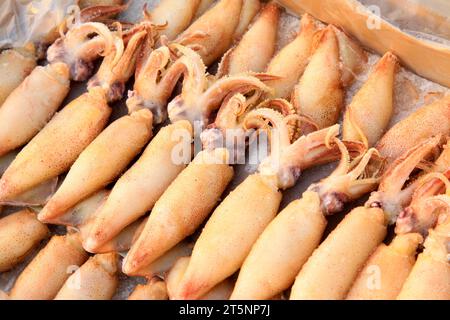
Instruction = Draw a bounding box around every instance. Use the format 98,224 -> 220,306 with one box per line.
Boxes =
0,0 -> 448,300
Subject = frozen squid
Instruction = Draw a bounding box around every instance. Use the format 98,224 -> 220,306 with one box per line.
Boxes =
0,87 -> 110,203
175,0 -> 244,66
0,63 -> 70,157
54,252 -> 119,300
264,14 -> 317,99
377,95 -> 450,164
0,28 -> 147,203
38,109 -> 153,223
170,106 -> 362,299
82,120 -> 193,252
292,25 -> 366,130
346,233 -> 423,300
0,209 -> 49,272
127,43 -> 207,124
10,233 -> 88,300
289,136 -> 440,300
397,210 -> 450,300
150,0 -> 201,40
343,52 -> 399,147
166,257 -> 235,300
122,148 -> 234,276
217,2 -> 279,77
231,142 -> 380,299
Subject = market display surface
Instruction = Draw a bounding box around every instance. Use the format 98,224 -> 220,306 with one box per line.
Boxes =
0,0 -> 449,300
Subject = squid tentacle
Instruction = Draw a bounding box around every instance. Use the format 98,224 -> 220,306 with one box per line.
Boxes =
366,135 -> 442,223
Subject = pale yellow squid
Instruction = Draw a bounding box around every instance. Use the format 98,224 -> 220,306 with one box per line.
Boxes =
82,44 -> 273,253
231,50 -> 398,300
396,140 -> 450,236
9,233 -> 88,300
167,257 -> 235,300
168,101 -> 365,299
0,1 -> 126,106
0,25 -> 148,205
231,141 -> 381,300
289,136 -> 441,300
376,95 -> 450,164
264,13 -> 318,99
150,0 -> 202,41
0,20 -> 116,158
397,198 -> 449,300
216,2 -> 280,77
346,144 -> 450,300
54,252 -> 119,300
175,0 -> 246,66
0,209 -> 49,272
122,98 -> 293,277
343,52 -> 399,147
346,233 -> 423,300
292,25 -> 367,130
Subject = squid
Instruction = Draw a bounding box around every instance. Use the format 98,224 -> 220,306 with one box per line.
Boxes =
0,27 -> 147,204
0,20 -> 124,158
216,2 -> 280,77
0,2 -> 124,104
54,252 -> 119,300
128,277 -> 169,300
150,0 -> 201,41
38,109 -> 153,223
0,46 -> 37,106
122,89 -> 275,277
80,120 -> 193,253
127,43 -> 207,124
122,148 -> 234,276
264,14 -> 317,99
289,136 -> 440,300
86,70 -> 272,254
167,61 -> 274,127
166,257 -> 235,300
0,209 -> 49,272
175,0 -> 245,66
396,140 -> 450,235
346,233 -> 423,300
292,25 -> 367,130
169,105 -> 364,299
397,201 -> 450,300
343,52 -> 399,148
231,141 -> 380,299
9,233 -> 88,300
233,0 -> 261,40
376,95 -> 450,164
